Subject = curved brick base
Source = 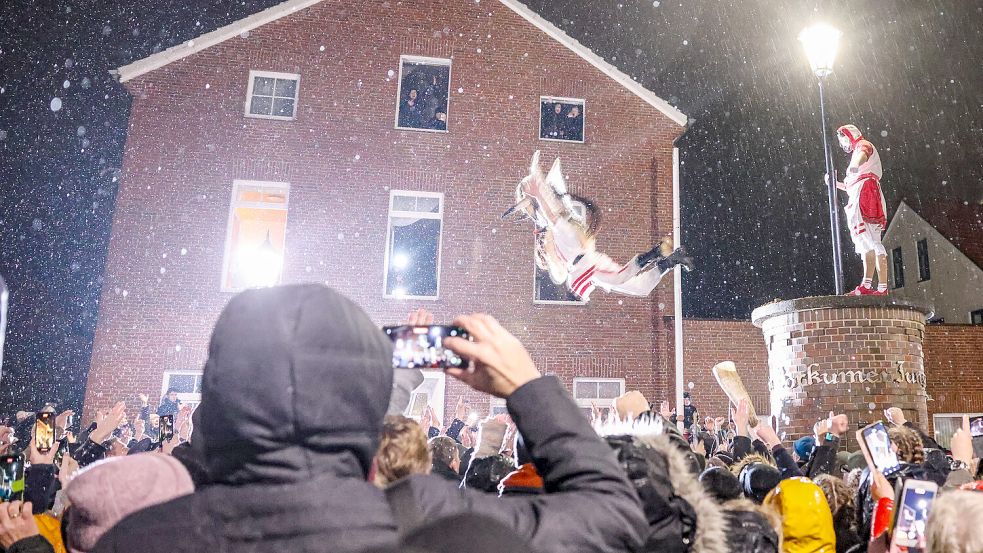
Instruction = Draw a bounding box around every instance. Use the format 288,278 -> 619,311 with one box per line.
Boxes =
752,296 -> 933,448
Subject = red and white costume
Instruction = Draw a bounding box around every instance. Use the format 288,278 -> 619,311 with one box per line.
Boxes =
838,125 -> 887,256
546,219 -> 668,301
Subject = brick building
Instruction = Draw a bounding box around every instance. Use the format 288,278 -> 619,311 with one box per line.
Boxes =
85,0 -> 983,441
83,0 -> 690,423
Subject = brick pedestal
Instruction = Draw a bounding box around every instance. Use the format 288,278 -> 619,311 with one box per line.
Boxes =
751,296 -> 933,448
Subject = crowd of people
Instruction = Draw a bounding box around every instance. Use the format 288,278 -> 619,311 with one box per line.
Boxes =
0,283 -> 981,553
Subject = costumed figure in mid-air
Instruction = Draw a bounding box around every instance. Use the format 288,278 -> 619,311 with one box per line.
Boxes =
826,124 -> 888,295
503,151 -> 693,302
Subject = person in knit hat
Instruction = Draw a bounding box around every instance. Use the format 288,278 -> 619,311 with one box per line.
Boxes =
64,455 -> 193,553
738,461 -> 782,504
700,466 -> 743,503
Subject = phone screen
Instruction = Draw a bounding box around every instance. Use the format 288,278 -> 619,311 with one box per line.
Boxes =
861,422 -> 902,475
893,481 -> 937,549
35,412 -> 55,453
0,455 -> 25,502
970,415 -> 983,438
159,414 -> 175,444
384,325 -> 470,370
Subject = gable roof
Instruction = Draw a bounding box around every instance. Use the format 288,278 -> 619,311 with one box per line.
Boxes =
887,200 -> 983,270
113,0 -> 688,127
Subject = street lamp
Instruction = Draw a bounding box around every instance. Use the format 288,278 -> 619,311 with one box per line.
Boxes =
799,23 -> 845,295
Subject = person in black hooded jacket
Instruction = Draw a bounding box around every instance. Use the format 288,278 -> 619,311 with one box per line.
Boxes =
93,285 -> 647,553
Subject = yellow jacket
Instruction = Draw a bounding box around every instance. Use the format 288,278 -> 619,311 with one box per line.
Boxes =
34,513 -> 68,553
764,477 -> 836,553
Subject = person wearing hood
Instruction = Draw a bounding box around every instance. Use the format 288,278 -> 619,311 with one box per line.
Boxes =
763,477 -> 836,553
596,416 -> 729,553
826,123 -> 888,296
94,285 -> 648,553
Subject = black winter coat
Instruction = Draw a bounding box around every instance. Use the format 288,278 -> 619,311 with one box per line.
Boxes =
386,376 -> 649,553
723,508 -> 779,553
93,285 -> 399,553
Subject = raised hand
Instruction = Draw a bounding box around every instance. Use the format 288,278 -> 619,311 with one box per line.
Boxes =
90,401 -> 127,444
406,308 -> 434,326
884,407 -> 906,427
734,399 -> 750,436
659,400 -> 672,420
950,415 -> 973,466
752,416 -> 782,449
443,314 -> 541,399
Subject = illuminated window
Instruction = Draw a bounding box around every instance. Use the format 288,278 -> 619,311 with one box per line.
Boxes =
245,70 -> 300,120
222,181 -> 289,292
384,191 -> 442,299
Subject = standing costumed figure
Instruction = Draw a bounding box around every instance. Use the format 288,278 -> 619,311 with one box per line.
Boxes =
503,151 -> 693,302
827,124 -> 888,295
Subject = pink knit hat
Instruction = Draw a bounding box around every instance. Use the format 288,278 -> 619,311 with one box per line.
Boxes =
65,454 -> 194,553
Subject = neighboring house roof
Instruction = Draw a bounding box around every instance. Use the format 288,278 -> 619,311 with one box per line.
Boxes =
887,200 -> 983,270
113,0 -> 688,126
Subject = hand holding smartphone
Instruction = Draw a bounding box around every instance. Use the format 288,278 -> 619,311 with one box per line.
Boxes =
856,421 -> 903,477
0,454 -> 25,502
384,325 -> 470,370
891,479 -> 938,550
34,412 -> 55,454
158,414 -> 175,448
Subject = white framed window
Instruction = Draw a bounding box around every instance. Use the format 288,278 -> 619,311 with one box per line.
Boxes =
245,70 -> 300,120
161,370 -> 203,411
533,201 -> 587,305
394,55 -> 452,132
405,370 -> 447,426
572,377 -> 625,417
539,96 -> 586,143
933,412 -> 983,449
221,180 -> 289,292
384,190 -> 443,299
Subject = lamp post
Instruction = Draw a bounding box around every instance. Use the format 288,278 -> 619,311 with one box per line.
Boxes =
799,23 -> 845,295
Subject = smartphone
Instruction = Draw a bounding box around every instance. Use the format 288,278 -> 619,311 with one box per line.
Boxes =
34,411 -> 55,453
892,479 -> 938,550
53,437 -> 69,467
857,421 -> 902,476
159,414 -> 174,445
0,454 -> 25,502
970,415 -> 983,438
383,325 -> 470,370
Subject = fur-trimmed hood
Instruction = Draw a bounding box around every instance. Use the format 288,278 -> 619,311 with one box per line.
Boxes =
595,415 -> 727,553
635,433 -> 728,553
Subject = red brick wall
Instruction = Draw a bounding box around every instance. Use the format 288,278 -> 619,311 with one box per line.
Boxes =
83,1 -> 683,420
659,318 -> 983,439
924,325 -> 983,424
660,318 -> 771,420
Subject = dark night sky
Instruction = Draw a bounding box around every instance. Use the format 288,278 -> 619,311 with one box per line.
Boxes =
1,0 -> 981,414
